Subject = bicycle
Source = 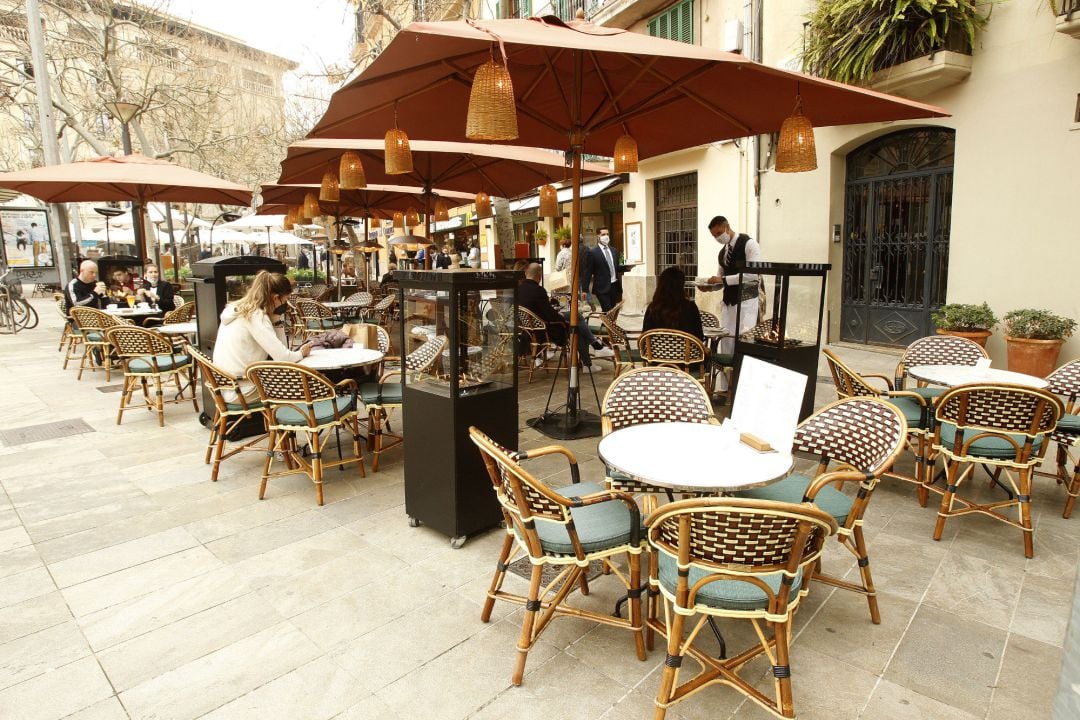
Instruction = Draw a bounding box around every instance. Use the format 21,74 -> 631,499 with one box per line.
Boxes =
0,271 -> 39,333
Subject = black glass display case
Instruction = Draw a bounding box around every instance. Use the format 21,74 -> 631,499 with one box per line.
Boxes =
396,268 -> 520,548
732,262 -> 830,420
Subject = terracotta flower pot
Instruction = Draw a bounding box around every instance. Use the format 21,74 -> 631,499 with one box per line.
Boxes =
936,328 -> 992,348
1006,336 -> 1064,378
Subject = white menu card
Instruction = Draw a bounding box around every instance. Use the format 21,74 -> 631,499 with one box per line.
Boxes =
731,356 -> 808,453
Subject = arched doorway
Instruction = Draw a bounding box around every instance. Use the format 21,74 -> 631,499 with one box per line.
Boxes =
839,128 -> 955,346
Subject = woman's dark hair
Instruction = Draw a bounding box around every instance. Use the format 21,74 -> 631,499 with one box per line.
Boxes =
648,266 -> 689,328
560,237 -> 572,248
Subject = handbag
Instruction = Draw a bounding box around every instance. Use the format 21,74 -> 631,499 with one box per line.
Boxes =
547,269 -> 571,291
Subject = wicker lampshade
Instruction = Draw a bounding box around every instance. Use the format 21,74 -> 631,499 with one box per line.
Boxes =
319,170 -> 340,203
466,58 -> 518,141
339,151 -> 367,189
613,134 -> 639,173
434,199 -> 450,222
775,98 -> 817,173
475,192 -> 492,219
385,128 -> 413,175
392,211 -> 405,229
283,206 -> 296,230
405,207 -> 421,227
538,184 -> 558,218
303,192 -> 320,220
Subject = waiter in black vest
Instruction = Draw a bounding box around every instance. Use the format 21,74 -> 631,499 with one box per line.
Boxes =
702,215 -> 761,380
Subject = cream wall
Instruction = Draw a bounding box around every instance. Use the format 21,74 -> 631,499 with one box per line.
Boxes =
755,1 -> 1080,363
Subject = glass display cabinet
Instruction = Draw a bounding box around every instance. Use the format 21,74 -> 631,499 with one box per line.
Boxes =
732,262 -> 830,420
396,268 -> 520,548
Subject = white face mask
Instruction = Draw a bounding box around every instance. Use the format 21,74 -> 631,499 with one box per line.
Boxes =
598,235 -> 610,246
715,231 -> 731,245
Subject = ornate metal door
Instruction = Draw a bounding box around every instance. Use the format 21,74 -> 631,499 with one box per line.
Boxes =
840,129 -> 955,346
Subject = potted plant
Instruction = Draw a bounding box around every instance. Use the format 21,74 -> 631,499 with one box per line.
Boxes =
931,302 -> 997,347
534,227 -> 548,246
1002,309 -> 1077,377
553,226 -> 572,244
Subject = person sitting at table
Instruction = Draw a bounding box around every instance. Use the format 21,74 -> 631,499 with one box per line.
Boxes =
65,260 -> 106,312
213,271 -> 313,402
516,263 -> 613,366
643,266 -> 705,341
380,262 -> 397,285
136,264 -> 175,312
108,268 -> 136,300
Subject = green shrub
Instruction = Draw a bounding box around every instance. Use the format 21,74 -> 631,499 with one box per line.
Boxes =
553,226 -> 572,243
931,302 -> 997,331
1002,309 -> 1077,340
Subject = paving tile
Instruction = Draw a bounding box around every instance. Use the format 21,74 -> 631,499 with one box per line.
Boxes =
48,526 -> 200,588
0,546 -> 41,581
923,550 -> 1024,631
60,696 -> 130,720
0,526 -> 32,553
986,633 -> 1064,720
0,591 -> 72,646
861,679 -> 981,719
331,695 -> 402,720
119,621 -> 321,720
228,526 -> 369,590
0,566 -> 56,610
854,530 -> 947,603
0,656 -> 115,720
23,494 -> 163,545
185,495 -> 317,545
884,605 -> 1007,717
793,589 -> 917,675
1011,572 -> 1073,647
0,621 -> 92,691
61,545 -> 223,618
472,653 -> 634,719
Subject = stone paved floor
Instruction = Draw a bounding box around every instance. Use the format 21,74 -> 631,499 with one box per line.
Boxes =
0,297 -> 1074,719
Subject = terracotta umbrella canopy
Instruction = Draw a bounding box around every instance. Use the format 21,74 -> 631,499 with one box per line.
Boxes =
0,154 -> 251,266
308,13 -> 949,436
259,182 -> 474,219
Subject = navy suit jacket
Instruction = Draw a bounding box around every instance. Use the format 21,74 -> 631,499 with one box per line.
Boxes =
582,244 -> 619,295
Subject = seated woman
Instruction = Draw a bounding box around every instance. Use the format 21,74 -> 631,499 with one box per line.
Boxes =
135,264 -> 175,312
643,266 -> 704,341
212,271 -> 313,402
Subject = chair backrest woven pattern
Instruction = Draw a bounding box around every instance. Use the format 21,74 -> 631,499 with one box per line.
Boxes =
1046,359 -> 1080,405
699,310 -> 720,328
936,385 -> 1061,436
600,316 -> 629,348
470,427 -> 569,524
639,329 -> 706,366
56,297 -> 70,321
602,367 -> 713,430
517,306 -> 547,331
71,307 -> 125,332
794,398 -> 906,474
296,298 -> 333,320
164,303 -> 196,324
247,363 -> 336,403
822,349 -> 881,399
406,335 -> 449,373
345,291 -> 373,305
107,326 -> 173,357
187,345 -> 237,391
897,335 -> 988,388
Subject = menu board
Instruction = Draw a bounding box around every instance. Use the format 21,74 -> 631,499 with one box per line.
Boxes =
0,208 -> 54,268
731,356 -> 808,453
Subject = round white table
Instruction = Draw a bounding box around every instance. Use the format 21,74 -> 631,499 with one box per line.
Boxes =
907,365 -> 1048,389
598,422 -> 794,493
300,347 -> 384,371
323,301 -> 367,311
104,306 -> 159,317
156,322 -> 197,336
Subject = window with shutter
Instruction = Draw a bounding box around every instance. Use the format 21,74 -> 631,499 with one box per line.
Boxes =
647,0 -> 694,44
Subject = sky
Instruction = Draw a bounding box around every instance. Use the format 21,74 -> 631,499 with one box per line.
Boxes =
165,0 -> 355,78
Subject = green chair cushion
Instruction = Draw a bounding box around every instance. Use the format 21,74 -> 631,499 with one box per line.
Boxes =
710,352 -> 734,367
736,472 -> 852,526
883,395 -> 930,430
224,400 -> 264,412
938,422 -> 1044,459
85,331 -> 104,342
657,552 -> 803,612
272,395 -> 356,426
906,386 -> 944,401
1058,413 -> 1080,434
519,481 -> 642,556
360,382 -> 403,406
128,353 -> 191,372
306,319 -> 343,330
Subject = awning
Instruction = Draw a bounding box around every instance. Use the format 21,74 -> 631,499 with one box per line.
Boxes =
509,175 -> 624,213
433,213 -> 479,233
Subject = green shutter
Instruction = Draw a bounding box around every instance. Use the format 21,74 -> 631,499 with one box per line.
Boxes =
648,0 -> 694,44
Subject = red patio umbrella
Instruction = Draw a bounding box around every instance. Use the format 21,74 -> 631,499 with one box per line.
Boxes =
308,14 -> 949,436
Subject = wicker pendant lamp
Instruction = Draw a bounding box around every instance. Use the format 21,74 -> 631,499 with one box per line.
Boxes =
339,151 -> 367,189
775,93 -> 817,173
613,134 -> 639,173
319,169 -> 340,203
475,192 -> 492,219
283,206 -> 296,230
465,51 -> 518,141
303,192 -> 320,220
392,211 -> 405,229
405,207 -> 421,228
434,199 -> 450,222
385,103 -> 413,175
538,184 -> 558,218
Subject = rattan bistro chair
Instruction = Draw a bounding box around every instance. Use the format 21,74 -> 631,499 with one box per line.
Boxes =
601,367 -> 717,496
645,497 -> 837,719
344,290 -> 373,307
187,345 -> 266,482
638,328 -> 711,394
1041,359 -> 1080,517
600,315 -> 639,377
737,398 -> 907,623
296,298 -> 344,339
822,348 -> 934,503
105,325 -> 198,427
69,307 -> 129,381
516,306 -> 559,382
929,384 -> 1062,558
144,302 -> 196,327
894,334 -> 988,401
57,297 -> 83,369
361,334 -> 447,471
246,362 -> 366,506
469,426 -> 648,686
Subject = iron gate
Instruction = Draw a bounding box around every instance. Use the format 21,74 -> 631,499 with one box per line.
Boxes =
840,129 -> 955,346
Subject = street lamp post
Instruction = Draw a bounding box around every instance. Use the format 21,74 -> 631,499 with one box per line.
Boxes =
208,211 -> 241,258
103,100 -> 145,264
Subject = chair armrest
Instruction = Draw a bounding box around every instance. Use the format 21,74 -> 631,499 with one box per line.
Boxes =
378,369 -> 403,384
862,373 -> 894,392
804,469 -> 873,502
518,444 -> 581,485
884,389 -> 929,407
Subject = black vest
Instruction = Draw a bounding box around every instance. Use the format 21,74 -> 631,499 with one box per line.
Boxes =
718,234 -> 752,306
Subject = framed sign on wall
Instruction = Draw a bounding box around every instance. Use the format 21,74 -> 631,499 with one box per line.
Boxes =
624,221 -> 642,264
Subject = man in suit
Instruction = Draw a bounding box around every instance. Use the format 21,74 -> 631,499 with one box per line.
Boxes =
516,263 -> 613,366
580,228 -> 621,312
434,244 -> 452,269
297,249 -> 310,270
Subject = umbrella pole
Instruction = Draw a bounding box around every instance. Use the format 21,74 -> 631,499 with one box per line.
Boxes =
163,203 -> 176,278
567,141 -> 583,412
363,217 -> 370,292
